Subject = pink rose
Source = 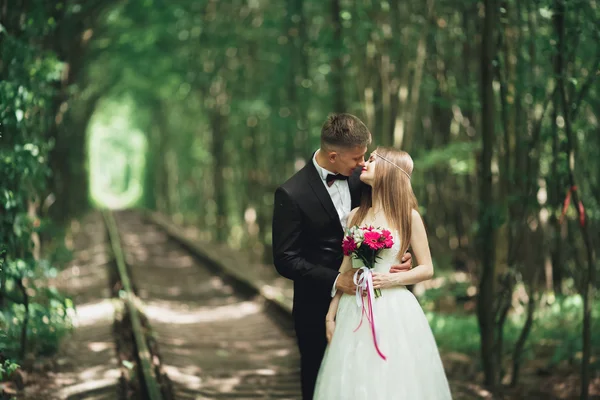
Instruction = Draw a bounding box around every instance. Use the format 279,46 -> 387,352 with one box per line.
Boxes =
342,236 -> 357,256
383,237 -> 394,248
381,230 -> 394,248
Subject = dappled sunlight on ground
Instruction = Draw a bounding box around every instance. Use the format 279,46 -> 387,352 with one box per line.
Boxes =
88,341 -> 113,353
114,211 -> 302,397
72,300 -> 114,327
127,254 -> 195,269
144,300 -> 260,324
163,364 -> 203,390
56,377 -> 119,399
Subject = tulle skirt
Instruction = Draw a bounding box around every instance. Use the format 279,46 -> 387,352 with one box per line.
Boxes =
314,286 -> 453,399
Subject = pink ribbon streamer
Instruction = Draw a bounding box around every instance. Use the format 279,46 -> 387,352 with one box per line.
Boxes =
353,267 -> 386,361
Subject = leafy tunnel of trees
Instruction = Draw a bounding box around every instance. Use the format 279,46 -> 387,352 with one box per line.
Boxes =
1,0 -> 599,397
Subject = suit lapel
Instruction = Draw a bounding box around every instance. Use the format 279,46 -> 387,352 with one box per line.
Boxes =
305,162 -> 343,231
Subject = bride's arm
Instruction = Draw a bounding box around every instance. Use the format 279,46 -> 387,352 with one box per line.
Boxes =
372,209 -> 434,288
325,254 -> 352,342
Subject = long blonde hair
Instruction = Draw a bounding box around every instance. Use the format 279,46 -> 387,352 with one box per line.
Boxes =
350,147 -> 418,258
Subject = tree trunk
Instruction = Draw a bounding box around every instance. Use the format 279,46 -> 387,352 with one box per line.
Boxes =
510,275 -> 538,386
143,134 -> 157,210
477,0 -> 499,389
297,0 -> 311,156
554,6 -> 596,400
288,0 -> 310,157
550,99 -> 564,295
0,249 -> 5,309
211,111 -> 228,243
330,0 -> 345,112
402,0 -> 433,152
152,105 -> 171,214
554,2 -> 597,399
379,53 -> 393,147
17,279 -> 29,359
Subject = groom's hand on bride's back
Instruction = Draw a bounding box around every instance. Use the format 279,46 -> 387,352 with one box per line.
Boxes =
335,269 -> 357,295
334,253 -> 412,295
389,251 -> 412,273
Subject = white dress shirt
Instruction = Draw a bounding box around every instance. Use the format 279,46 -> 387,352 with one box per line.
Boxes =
312,150 -> 351,296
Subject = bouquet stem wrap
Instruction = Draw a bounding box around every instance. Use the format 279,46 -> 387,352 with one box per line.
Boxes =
353,267 -> 386,361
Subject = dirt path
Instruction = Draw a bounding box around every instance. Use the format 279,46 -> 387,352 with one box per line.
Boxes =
22,213 -> 120,400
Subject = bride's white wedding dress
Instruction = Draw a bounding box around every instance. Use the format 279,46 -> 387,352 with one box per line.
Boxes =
314,227 -> 453,399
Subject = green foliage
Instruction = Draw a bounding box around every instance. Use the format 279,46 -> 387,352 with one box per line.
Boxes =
0,359 -> 19,381
427,295 -> 600,369
419,282 -> 473,307
0,294 -> 74,358
538,296 -> 600,367
0,145 -> 74,365
0,140 -> 74,359
0,0 -> 77,377
427,312 -> 481,355
414,142 -> 480,176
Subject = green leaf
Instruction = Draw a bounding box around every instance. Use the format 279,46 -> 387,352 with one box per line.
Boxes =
539,7 -> 553,19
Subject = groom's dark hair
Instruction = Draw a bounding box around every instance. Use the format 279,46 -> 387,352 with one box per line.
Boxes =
321,113 -> 371,151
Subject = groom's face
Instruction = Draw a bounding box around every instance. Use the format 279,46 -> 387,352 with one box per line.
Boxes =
330,145 -> 367,176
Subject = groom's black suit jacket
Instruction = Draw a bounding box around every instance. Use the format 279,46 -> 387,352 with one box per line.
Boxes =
272,161 -> 363,330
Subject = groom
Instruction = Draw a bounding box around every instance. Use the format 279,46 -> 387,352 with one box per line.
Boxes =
272,113 -> 412,399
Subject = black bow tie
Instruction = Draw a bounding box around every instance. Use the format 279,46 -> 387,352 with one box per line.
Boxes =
326,173 -> 349,185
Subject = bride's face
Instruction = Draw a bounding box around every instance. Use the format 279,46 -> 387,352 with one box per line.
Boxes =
360,153 -> 377,186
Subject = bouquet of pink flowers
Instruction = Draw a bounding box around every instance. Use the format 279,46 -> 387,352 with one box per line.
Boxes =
342,225 -> 394,298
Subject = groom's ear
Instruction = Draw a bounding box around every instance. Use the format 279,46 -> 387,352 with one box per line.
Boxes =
327,150 -> 338,163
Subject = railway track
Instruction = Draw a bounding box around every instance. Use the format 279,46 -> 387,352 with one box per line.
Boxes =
103,210 -> 301,399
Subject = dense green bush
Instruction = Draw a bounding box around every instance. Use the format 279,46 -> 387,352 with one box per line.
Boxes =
0,1 -> 76,387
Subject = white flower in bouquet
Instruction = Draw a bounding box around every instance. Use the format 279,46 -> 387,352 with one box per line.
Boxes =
353,228 -> 364,248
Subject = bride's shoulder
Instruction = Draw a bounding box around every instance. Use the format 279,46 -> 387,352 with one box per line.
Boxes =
411,209 -> 424,226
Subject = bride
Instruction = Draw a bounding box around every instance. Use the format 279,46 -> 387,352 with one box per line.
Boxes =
314,147 -> 453,399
